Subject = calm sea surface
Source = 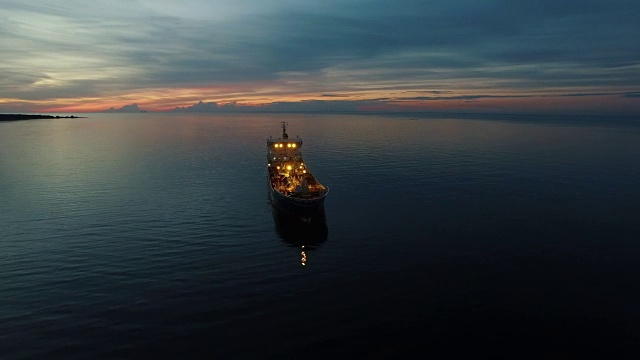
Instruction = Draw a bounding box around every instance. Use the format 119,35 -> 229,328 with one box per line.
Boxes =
1,113 -> 639,358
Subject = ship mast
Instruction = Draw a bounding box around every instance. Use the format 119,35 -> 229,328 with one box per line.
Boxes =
281,121 -> 288,139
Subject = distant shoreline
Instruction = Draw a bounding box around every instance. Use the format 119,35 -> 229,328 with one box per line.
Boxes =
0,114 -> 86,122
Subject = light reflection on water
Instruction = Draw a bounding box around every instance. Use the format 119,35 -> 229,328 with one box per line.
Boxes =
1,113 -> 639,358
270,204 -> 328,266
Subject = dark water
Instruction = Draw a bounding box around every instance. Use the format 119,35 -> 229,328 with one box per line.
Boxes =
1,113 -> 639,359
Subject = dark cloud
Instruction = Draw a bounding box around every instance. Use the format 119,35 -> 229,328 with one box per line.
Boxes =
171,101 -> 243,112
104,103 -> 144,113
66,0 -> 640,88
403,95 -> 531,101
561,91 -> 640,98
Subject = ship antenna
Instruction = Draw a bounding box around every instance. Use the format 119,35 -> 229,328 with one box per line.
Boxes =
281,121 -> 288,139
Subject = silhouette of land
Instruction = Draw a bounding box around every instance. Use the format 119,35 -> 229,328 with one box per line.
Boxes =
0,114 -> 85,122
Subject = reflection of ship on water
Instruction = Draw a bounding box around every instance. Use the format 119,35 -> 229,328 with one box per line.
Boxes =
271,205 -> 328,266
272,206 -> 328,245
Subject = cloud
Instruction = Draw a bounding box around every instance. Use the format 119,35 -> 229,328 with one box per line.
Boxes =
1,0 -> 639,114
171,100 -> 247,112
402,95 -> 531,101
169,99 -> 373,113
103,103 -> 144,113
561,91 -> 640,98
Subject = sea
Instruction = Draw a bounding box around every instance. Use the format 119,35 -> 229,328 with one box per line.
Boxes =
1,112 -> 639,359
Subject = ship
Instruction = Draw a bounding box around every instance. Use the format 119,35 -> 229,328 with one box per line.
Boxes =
267,121 -> 328,216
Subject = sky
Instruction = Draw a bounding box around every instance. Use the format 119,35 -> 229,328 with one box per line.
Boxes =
1,0 -> 639,114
